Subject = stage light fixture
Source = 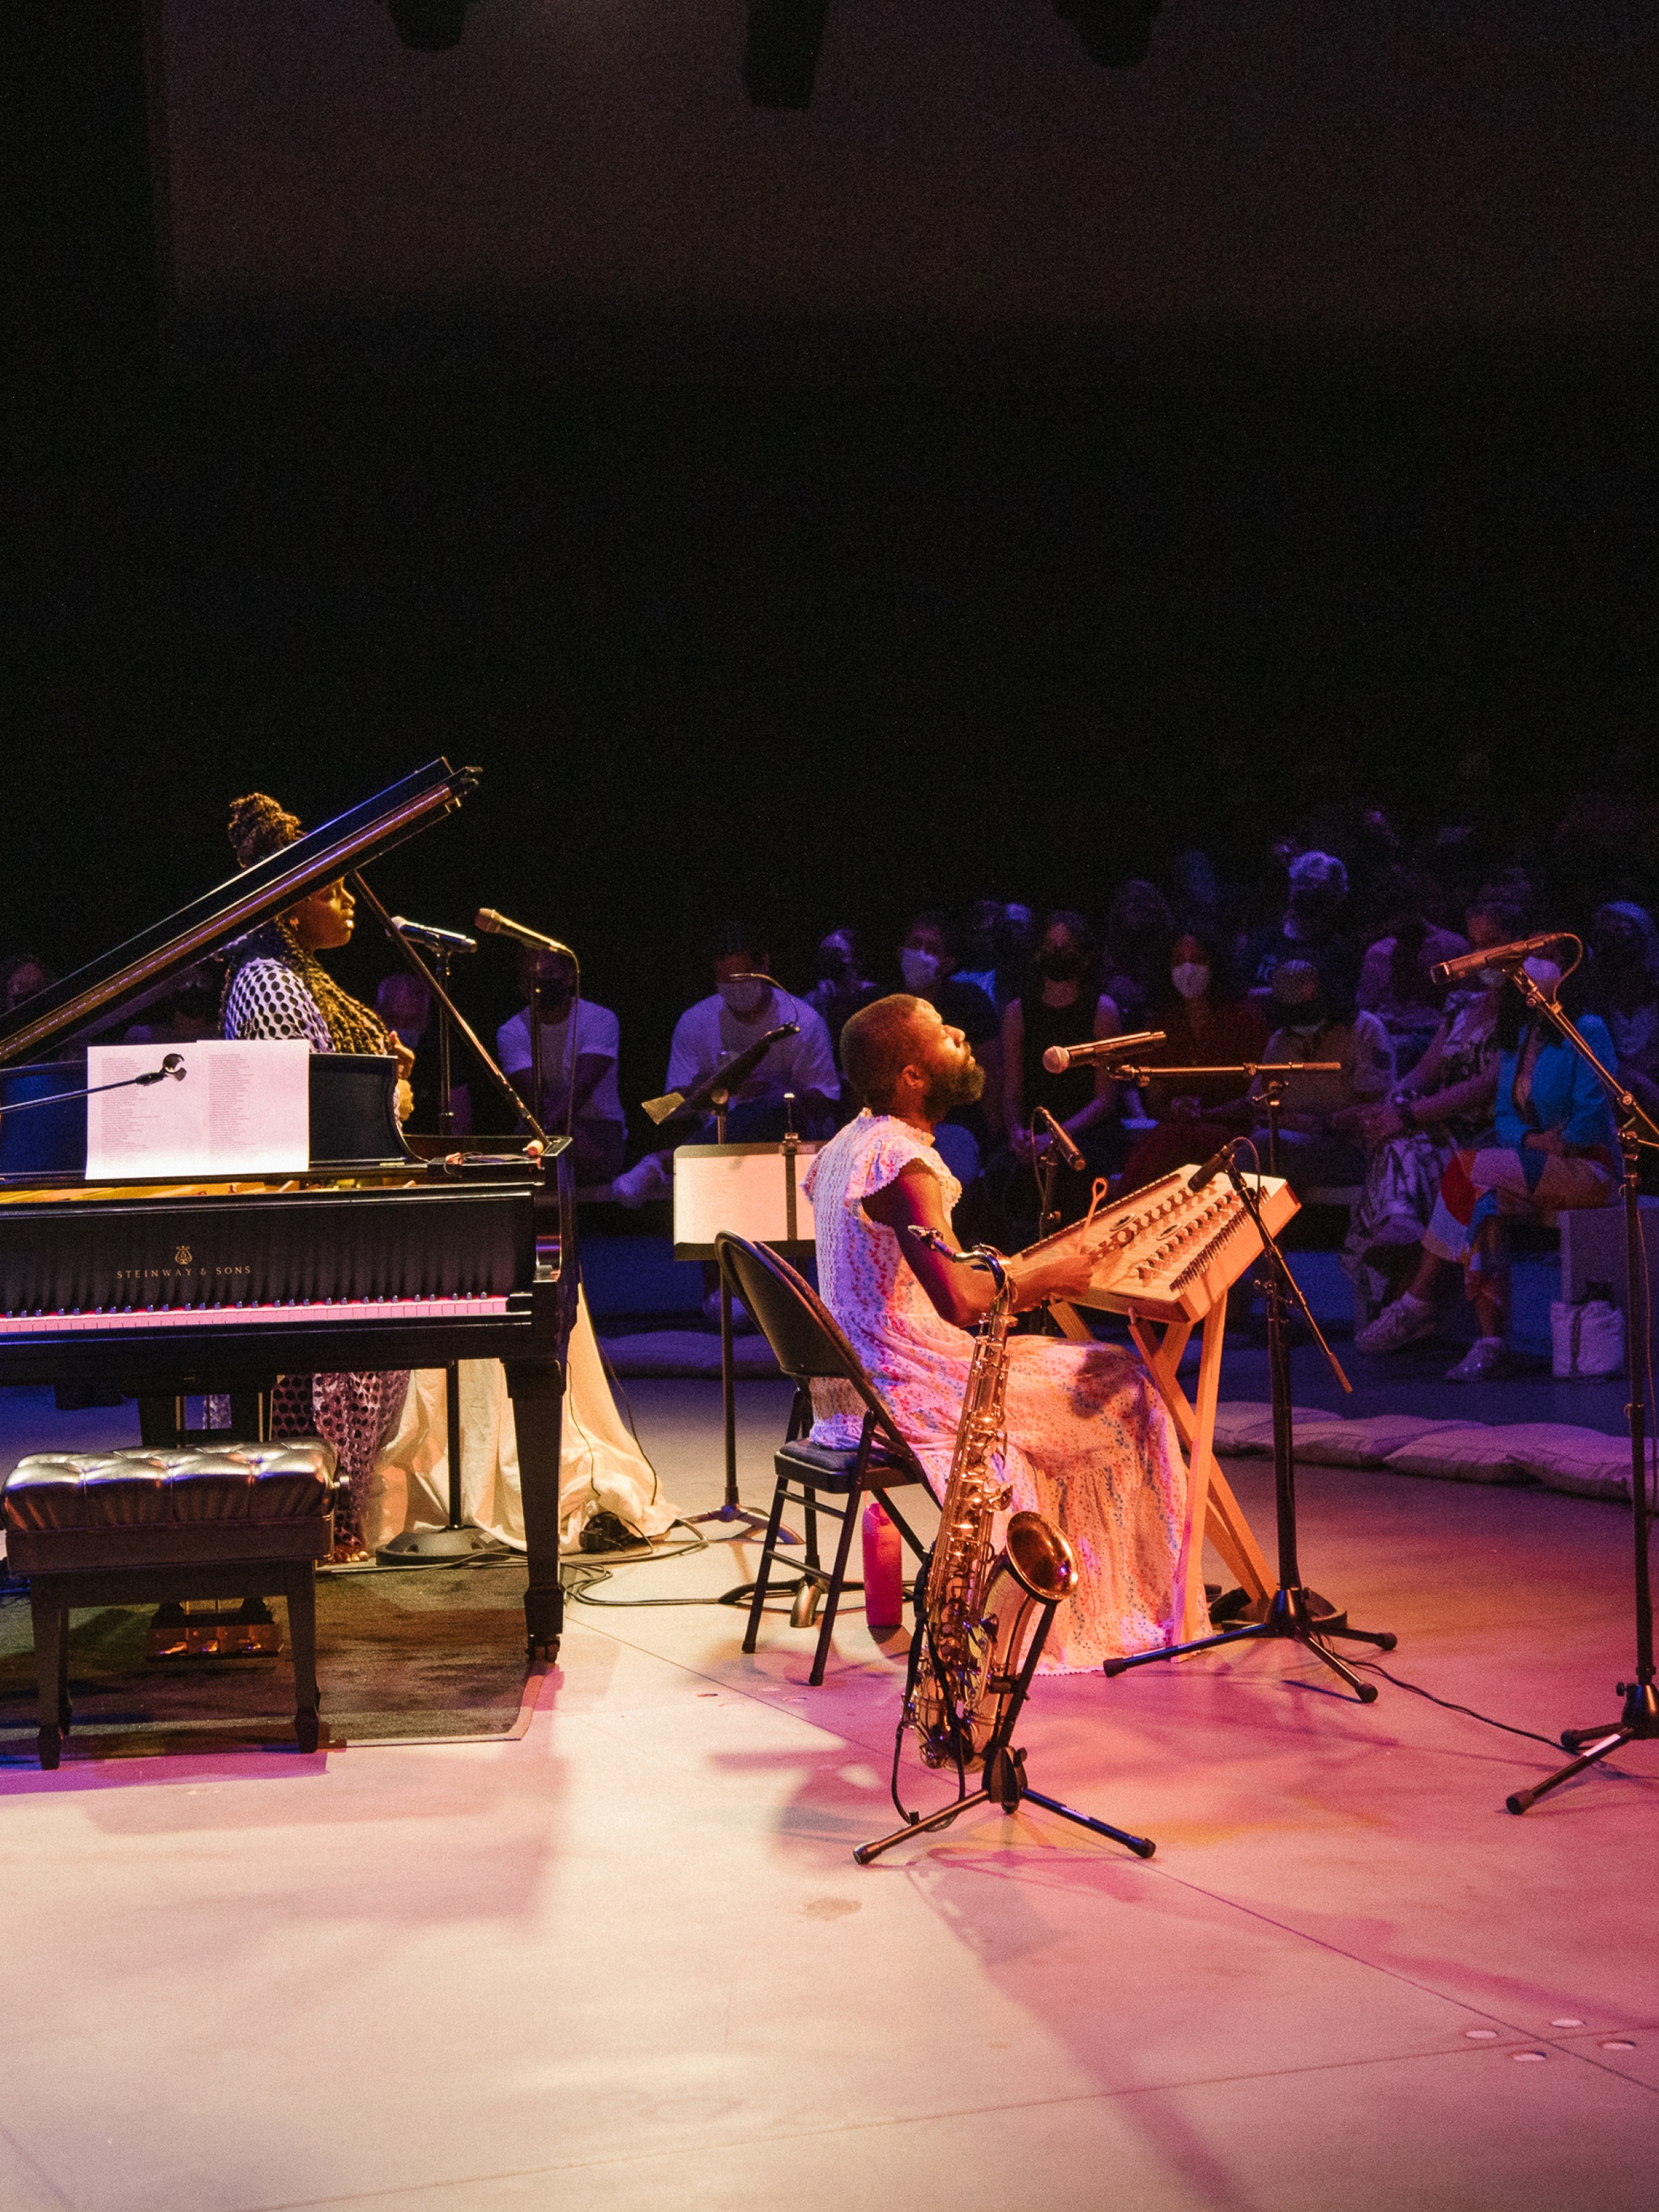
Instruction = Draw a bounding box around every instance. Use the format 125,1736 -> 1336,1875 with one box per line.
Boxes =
386,0 -> 471,50
743,0 -> 828,109
1055,0 -> 1162,66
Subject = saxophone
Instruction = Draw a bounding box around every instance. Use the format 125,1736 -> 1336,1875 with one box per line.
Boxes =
906,1233 -> 1078,1770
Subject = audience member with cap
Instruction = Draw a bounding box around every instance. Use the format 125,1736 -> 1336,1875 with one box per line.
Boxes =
1243,849 -> 1362,1014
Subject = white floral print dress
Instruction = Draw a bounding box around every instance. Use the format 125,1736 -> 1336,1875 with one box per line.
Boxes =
803,1111 -> 1194,1669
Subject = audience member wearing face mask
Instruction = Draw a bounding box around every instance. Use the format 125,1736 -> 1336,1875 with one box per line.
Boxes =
895,912 -> 1001,1151
1115,925 -> 1270,1195
664,922 -> 839,1143
1101,878 -> 1175,1035
1248,954 -> 1396,1197
804,926 -> 881,1074
1357,946 -> 1619,1381
1000,912 -> 1127,1219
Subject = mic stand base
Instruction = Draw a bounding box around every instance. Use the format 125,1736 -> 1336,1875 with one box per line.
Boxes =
690,1266 -> 799,1543
1104,1583 -> 1394,1702
1506,1682 -> 1659,1816
1106,1134 -> 1397,1705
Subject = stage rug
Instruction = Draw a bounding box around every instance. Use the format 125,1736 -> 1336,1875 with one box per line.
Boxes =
0,1558 -> 539,1761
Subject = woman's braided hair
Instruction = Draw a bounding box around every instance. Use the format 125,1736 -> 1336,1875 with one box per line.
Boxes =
223,793 -> 392,1056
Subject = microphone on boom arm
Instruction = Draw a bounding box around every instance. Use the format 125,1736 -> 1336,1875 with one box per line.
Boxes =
1041,1027 -> 1166,1076
393,916 -> 478,956
1035,1107 -> 1087,1173
1430,930 -> 1576,986
474,908 -> 578,960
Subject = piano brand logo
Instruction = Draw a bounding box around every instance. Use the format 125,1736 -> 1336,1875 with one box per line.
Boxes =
174,1245 -> 192,1265
113,1261 -> 253,1283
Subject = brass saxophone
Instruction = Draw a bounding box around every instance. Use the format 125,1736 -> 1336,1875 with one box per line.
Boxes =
906,1233 -> 1078,1770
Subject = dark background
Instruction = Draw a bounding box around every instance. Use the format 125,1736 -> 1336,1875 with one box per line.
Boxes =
3,1 -> 1656,1128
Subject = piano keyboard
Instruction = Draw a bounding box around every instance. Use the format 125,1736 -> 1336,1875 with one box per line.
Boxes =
0,1294 -> 511,1337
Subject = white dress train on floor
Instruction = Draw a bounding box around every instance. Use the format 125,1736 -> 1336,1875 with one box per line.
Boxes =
365,1290 -> 677,1552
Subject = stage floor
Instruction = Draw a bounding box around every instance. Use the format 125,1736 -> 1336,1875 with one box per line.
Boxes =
0,1378 -> 1653,2211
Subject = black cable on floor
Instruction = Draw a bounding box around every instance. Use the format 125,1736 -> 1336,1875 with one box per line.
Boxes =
1350,1658 -> 1562,1749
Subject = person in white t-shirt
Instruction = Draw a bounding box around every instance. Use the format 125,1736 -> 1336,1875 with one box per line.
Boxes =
497,950 -> 625,1183
665,924 -> 839,1141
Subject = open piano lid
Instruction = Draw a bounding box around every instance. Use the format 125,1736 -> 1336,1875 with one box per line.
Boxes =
0,759 -> 479,1067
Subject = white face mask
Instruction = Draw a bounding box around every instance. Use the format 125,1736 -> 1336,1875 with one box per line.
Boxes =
719,979 -> 770,1020
1171,962 -> 1210,1002
900,947 -> 940,993
1523,957 -> 1563,997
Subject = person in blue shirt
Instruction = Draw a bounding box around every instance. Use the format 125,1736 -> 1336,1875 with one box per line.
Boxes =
1357,951 -> 1619,1380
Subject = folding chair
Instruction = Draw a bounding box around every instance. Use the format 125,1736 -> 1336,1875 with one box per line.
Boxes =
715,1232 -> 932,1685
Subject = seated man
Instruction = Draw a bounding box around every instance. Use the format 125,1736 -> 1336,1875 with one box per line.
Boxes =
497,950 -> 625,1183
801,993 -> 1194,1670
666,922 -> 838,1141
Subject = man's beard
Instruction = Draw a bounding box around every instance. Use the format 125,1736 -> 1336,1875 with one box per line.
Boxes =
921,1055 -> 985,1122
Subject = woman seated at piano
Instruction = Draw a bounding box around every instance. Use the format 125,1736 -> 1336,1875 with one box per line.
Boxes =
220,792 -> 417,1557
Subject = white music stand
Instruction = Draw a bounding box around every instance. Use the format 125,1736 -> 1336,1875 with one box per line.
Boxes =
673,1136 -> 819,1533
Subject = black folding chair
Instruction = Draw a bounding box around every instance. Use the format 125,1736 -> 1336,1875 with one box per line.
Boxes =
716,1232 -> 932,1685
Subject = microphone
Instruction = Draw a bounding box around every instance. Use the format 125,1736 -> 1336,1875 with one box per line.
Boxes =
134,1053 -> 187,1087
1036,1107 -> 1087,1173
393,916 -> 478,956
1187,1138 -> 1241,1194
475,909 -> 577,959
1042,1028 -> 1166,1075
1431,931 -> 1575,985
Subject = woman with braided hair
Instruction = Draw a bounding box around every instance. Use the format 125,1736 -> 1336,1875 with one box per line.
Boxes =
221,792 -> 417,1556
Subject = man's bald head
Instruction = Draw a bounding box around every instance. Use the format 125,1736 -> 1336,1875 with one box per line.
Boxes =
839,993 -> 931,1112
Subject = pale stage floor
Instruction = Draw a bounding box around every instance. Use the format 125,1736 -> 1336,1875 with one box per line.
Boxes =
0,1377 -> 1654,2212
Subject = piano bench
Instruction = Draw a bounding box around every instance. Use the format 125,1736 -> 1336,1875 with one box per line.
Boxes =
2,1443 -> 337,1769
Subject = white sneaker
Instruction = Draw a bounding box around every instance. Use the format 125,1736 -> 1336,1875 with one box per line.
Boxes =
612,1154 -> 672,1208
1446,1338 -> 1510,1382
1355,1296 -> 1439,1354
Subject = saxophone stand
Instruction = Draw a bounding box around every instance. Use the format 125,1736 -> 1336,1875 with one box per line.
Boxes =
1104,1100 -> 1397,1703
855,1568 -> 1155,1864
1503,972 -> 1659,1813
856,1237 -> 1154,1866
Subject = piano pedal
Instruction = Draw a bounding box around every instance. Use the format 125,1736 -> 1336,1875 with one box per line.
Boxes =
147,1598 -> 282,1659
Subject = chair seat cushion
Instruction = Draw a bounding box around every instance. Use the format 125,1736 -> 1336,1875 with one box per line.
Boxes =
776,1437 -> 924,1492
3,1444 -> 336,1573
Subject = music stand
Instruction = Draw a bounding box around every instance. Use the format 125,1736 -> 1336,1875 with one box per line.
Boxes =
673,1125 -> 818,1537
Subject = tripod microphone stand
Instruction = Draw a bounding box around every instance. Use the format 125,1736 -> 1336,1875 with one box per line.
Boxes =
1502,973 -> 1659,1813
1104,1088 -> 1397,1702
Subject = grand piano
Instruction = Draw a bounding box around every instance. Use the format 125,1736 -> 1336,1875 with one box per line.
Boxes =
0,760 -> 576,1660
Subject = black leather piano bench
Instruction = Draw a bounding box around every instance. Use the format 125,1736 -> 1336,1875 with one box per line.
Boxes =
2,1443 -> 337,1769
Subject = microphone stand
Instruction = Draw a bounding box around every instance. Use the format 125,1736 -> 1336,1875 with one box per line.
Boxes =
0,1057 -> 188,1119
1502,973 -> 1659,1813
1103,1072 -> 1398,1703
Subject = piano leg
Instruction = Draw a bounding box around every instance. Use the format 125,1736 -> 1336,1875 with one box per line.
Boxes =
505,1356 -> 565,1664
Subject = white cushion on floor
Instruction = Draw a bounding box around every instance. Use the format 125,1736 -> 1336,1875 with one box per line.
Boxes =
1478,1424 -> 1632,1501
1211,1402 -> 1342,1454
1384,1426 -> 1535,1484
1294,1414 -> 1486,1469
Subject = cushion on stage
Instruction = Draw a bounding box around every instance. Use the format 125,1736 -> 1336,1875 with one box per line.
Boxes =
1291,1414 -> 1486,1469
1210,1402 -> 1344,1455
1381,1428 -> 1537,1485
2,1444 -> 337,1572
1456,1424 -> 1631,1502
